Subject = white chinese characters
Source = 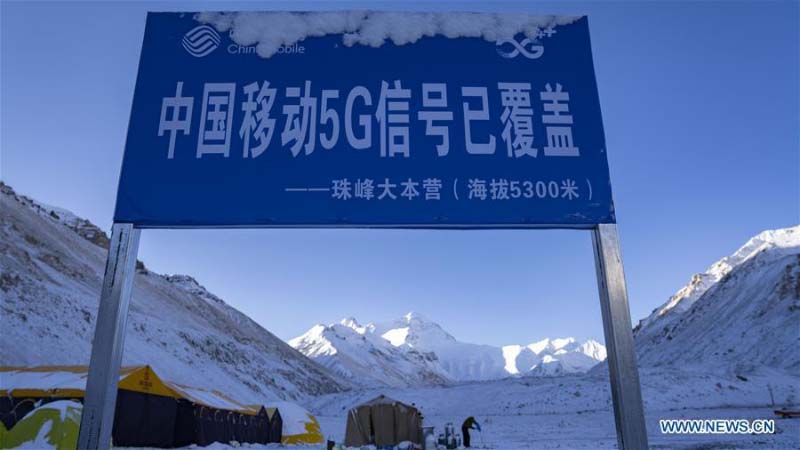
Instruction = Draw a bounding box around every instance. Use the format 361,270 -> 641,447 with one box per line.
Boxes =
376,81 -> 411,158
239,81 -> 277,158
197,83 -> 236,157
541,83 -> 579,157
282,81 -> 318,157
418,83 -> 453,156
323,177 -> 581,202
498,82 -> 536,158
157,81 -> 581,160
158,82 -> 193,159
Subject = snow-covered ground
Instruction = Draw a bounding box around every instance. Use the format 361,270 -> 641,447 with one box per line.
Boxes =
120,408 -> 799,449
315,407 -> 799,450
305,367 -> 799,449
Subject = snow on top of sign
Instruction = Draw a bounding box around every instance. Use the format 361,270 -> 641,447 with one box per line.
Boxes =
195,11 -> 579,57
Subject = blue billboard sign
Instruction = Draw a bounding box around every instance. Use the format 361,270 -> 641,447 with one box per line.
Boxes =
115,12 -> 615,228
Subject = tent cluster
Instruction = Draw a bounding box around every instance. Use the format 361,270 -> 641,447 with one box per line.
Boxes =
0,365 -> 321,448
344,395 -> 423,448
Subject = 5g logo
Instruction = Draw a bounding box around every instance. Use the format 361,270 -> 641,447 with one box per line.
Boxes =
496,38 -> 544,59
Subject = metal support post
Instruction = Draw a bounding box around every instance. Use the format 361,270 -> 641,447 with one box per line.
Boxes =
77,223 -> 141,450
592,223 -> 649,449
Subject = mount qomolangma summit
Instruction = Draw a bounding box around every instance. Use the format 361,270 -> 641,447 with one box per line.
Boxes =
290,313 -> 608,387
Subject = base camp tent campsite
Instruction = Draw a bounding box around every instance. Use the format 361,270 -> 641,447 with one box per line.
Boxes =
0,366 -> 322,447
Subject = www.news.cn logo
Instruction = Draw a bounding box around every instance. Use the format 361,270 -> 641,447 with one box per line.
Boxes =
659,419 -> 776,435
182,25 -> 220,57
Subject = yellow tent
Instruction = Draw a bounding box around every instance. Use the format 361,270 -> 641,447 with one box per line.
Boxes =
1,400 -> 81,450
0,365 -> 256,416
266,401 -> 324,445
0,365 -> 266,448
1,366 -> 323,446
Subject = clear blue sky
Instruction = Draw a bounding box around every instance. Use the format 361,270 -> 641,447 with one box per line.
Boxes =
2,1 -> 798,347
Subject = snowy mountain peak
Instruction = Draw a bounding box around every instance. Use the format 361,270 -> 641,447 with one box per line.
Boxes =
637,225 -> 800,331
403,311 -> 428,323
578,339 -> 607,361
339,316 -> 367,333
289,318 -> 449,387
371,311 -> 457,349
733,227 -> 799,258
526,337 -> 578,355
634,225 -> 800,372
291,313 -> 607,386
340,316 -> 360,326
527,339 -> 552,355
288,324 -> 341,358
309,324 -> 327,335
551,337 -> 577,349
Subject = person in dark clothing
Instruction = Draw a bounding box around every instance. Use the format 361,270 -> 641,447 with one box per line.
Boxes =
461,416 -> 481,448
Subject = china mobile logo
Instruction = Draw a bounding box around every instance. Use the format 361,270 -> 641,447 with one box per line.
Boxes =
182,25 -> 221,57
496,38 -> 544,59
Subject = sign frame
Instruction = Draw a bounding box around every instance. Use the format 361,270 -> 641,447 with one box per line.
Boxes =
78,11 -> 649,450
78,223 -> 649,450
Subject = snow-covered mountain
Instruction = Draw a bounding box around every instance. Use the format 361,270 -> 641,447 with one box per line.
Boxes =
288,318 -> 450,388
0,182 -> 347,402
370,313 -> 510,382
291,312 -> 607,387
634,225 -> 800,373
502,338 -> 607,375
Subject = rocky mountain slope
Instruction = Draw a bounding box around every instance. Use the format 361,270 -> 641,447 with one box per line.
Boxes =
0,182 -> 347,402
634,225 -> 800,374
291,312 -> 607,387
